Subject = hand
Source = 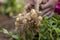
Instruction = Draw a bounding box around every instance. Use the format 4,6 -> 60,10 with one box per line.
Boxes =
41,0 -> 58,18
0,0 -> 7,4
23,0 -> 42,13
41,0 -> 58,9
0,0 -> 4,3
42,8 -> 55,18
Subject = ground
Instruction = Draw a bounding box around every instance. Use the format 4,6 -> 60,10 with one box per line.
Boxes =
0,14 -> 15,40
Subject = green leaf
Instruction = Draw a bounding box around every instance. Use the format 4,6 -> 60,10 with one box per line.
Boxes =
2,28 -> 9,35
12,34 -> 21,40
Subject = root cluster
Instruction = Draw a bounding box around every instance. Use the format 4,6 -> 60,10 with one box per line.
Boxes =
15,9 -> 43,40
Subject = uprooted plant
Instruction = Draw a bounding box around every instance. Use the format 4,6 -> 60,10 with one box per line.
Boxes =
14,9 -> 43,40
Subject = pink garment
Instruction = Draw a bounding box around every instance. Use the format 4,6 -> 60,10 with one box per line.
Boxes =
55,2 -> 60,14
0,0 -> 4,3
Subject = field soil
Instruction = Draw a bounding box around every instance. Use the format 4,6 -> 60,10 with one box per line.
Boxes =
0,14 -> 15,40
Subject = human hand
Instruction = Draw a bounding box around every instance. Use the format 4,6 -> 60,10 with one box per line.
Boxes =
23,0 -> 42,13
0,0 -> 7,4
41,0 -> 58,18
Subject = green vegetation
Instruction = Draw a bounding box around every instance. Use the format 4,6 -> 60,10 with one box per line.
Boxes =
0,0 -> 25,17
0,14 -> 60,40
39,14 -> 60,40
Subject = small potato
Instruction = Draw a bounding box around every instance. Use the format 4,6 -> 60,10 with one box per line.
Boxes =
18,13 -> 22,16
22,19 -> 27,24
38,16 -> 43,21
30,9 -> 36,14
30,9 -> 38,18
15,22 -> 19,26
16,17 -> 20,22
25,13 -> 31,20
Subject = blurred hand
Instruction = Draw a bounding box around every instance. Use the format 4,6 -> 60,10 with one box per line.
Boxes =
23,0 -> 58,18
23,0 -> 42,13
0,0 -> 7,4
41,0 -> 58,18
0,0 -> 4,3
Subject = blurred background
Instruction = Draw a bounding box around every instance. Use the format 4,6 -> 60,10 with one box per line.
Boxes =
0,0 -> 26,23
0,0 -> 26,40
0,0 -> 25,17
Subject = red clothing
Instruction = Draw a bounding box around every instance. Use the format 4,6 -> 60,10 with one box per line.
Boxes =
55,2 -> 60,14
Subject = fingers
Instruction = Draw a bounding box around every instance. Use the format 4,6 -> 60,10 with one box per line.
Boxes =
42,10 -> 52,17
42,8 -> 51,14
41,3 -> 51,9
42,10 -> 55,18
42,0 -> 48,4
48,11 -> 54,18
41,0 -> 55,9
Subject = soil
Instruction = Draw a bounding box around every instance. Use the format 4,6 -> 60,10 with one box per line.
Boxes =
0,14 -> 15,40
